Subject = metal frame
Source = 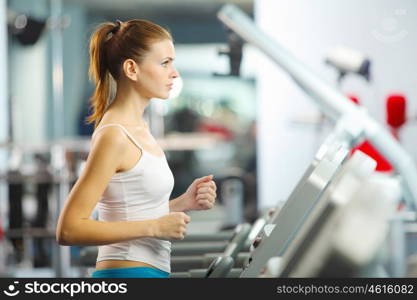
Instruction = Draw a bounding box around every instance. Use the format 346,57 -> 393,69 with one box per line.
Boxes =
276,152 -> 395,277
217,4 -> 417,210
240,131 -> 349,277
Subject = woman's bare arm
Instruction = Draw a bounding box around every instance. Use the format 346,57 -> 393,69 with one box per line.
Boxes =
56,127 -> 157,246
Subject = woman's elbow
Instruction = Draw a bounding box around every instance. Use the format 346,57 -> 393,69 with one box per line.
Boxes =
56,227 -> 72,246
56,220 -> 77,246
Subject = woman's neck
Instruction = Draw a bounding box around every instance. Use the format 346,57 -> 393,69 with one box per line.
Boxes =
104,80 -> 150,127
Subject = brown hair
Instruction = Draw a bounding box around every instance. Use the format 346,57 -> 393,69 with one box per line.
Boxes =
86,19 -> 172,128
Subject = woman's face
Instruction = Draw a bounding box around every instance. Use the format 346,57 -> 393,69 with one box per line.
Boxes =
135,39 -> 179,99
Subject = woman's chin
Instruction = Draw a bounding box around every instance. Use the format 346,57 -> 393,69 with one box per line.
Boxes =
157,93 -> 170,100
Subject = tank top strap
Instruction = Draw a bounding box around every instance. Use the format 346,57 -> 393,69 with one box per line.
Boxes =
92,123 -> 144,152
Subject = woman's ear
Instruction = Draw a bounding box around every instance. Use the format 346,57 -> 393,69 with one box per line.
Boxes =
122,59 -> 139,81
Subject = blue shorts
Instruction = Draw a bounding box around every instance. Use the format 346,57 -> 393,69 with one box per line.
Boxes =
91,267 -> 170,278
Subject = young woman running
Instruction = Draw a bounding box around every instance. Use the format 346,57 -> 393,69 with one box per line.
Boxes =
56,19 -> 217,278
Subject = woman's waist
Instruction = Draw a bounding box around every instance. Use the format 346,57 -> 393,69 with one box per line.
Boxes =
95,260 -> 157,271
98,237 -> 171,252
96,240 -> 171,273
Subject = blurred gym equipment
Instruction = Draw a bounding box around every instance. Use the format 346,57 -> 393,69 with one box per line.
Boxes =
386,93 -> 407,140
275,153 -> 397,277
240,132 -> 349,277
325,45 -> 371,83
216,4 -> 417,278
217,4 -> 417,210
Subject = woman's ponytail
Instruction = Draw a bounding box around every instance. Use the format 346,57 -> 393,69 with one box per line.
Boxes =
86,22 -> 115,128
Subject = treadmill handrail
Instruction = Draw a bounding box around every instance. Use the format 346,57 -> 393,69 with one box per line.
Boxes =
217,4 -> 417,210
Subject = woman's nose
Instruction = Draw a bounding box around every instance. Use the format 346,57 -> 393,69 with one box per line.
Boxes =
172,67 -> 179,78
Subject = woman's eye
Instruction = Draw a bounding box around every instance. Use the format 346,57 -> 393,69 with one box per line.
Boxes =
162,61 -> 169,66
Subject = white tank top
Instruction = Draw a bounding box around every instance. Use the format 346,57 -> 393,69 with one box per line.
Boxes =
92,123 -> 174,273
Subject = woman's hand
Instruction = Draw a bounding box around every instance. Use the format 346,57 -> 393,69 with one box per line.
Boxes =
153,212 -> 190,240
181,175 -> 217,212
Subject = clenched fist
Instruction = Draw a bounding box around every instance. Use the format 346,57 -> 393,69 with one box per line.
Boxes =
153,212 -> 191,240
182,175 -> 217,211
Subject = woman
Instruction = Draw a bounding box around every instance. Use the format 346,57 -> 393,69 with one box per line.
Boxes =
56,19 -> 217,278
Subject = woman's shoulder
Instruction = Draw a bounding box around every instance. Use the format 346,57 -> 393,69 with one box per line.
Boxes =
91,124 -> 128,153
